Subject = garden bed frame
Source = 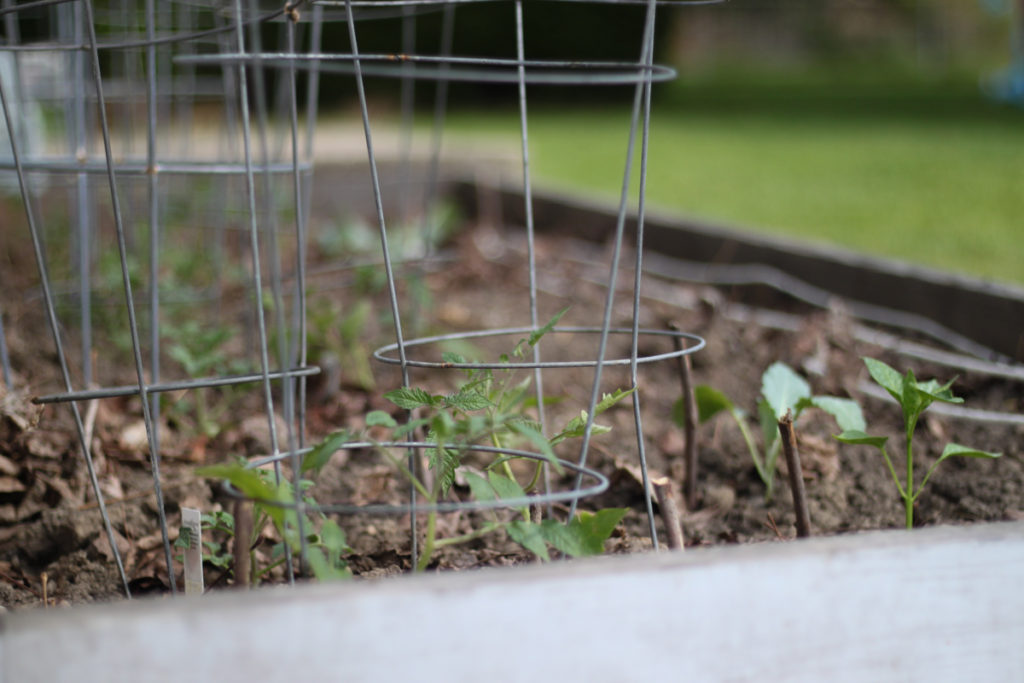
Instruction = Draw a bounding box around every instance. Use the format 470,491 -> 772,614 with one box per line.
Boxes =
2,172 -> 1023,679
455,178 -> 1024,362
2,521 -> 1023,681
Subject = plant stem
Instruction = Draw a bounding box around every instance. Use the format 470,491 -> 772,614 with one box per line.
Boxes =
905,427 -> 915,529
233,500 -> 253,588
778,412 -> 811,538
652,477 -> 684,550
417,511 -> 436,572
433,522 -> 502,549
669,324 -> 699,511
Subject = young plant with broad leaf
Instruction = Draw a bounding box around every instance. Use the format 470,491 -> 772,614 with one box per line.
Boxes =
683,362 -> 864,500
835,357 -> 1001,528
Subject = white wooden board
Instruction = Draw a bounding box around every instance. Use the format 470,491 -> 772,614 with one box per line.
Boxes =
2,521 -> 1023,682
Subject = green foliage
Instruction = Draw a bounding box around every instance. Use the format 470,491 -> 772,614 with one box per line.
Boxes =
174,510 -> 236,571
376,307 -> 633,570
836,357 -> 1001,529
307,296 -> 377,391
197,307 -> 632,580
195,457 -> 352,584
164,320 -> 250,439
682,362 -> 863,500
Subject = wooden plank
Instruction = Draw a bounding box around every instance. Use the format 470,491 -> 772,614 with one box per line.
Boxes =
3,521 -> 1023,682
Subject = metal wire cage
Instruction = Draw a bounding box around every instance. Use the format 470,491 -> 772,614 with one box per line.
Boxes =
0,0 -> 711,598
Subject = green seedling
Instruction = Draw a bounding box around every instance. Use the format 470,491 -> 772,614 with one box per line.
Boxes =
165,319 -> 251,439
196,308 -> 630,579
174,509 -> 234,571
374,307 -> 631,570
685,362 -> 864,500
196,436 -> 354,584
835,357 -> 1001,529
308,295 -> 377,391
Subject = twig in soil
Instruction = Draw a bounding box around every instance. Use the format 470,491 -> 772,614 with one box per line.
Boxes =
668,322 -> 699,511
652,477 -> 685,551
764,513 -> 784,541
41,572 -> 49,608
0,568 -> 42,599
233,500 -> 253,589
777,411 -> 811,538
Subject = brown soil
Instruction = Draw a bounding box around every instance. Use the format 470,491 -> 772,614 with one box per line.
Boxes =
1,217 -> 1022,609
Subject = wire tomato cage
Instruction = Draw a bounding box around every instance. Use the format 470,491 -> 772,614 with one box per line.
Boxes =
0,0 -> 715,598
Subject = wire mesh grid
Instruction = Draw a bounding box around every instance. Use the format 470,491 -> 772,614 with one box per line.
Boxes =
0,0 -> 711,598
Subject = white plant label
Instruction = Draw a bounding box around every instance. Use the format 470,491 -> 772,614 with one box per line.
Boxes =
181,507 -> 204,595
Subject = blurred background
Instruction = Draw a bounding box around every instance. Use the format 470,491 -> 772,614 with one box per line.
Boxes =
310,0 -> 1022,285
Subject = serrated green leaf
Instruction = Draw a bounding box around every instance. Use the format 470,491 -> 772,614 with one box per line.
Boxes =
529,306 -> 569,347
487,471 -> 526,501
365,411 -> 397,429
463,471 -> 496,502
549,410 -> 612,446
835,430 -> 889,448
507,521 -> 550,561
810,396 -> 866,433
428,447 -> 460,497
551,388 -> 634,445
864,357 -> 904,402
936,442 -> 1001,463
443,389 -> 492,412
384,387 -> 439,410
761,362 -> 811,420
301,430 -> 349,475
694,385 -> 734,423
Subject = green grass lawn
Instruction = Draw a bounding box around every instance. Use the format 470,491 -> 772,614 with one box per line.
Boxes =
442,83 -> 1024,285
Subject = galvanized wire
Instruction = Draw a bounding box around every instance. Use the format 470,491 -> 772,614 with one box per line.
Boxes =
2,0 -> 715,589
2,0 -> 322,595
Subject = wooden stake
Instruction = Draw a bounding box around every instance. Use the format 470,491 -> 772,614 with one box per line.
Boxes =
669,322 -> 699,511
777,411 -> 811,538
233,500 -> 253,589
652,477 -> 685,551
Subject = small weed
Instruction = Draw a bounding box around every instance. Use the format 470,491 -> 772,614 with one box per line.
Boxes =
836,357 -> 1001,528
686,362 -> 864,500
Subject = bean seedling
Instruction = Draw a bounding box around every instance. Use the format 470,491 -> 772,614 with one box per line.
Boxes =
835,357 -> 1001,528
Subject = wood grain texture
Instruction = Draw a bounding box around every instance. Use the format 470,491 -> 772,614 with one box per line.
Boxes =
3,522 -> 1023,682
